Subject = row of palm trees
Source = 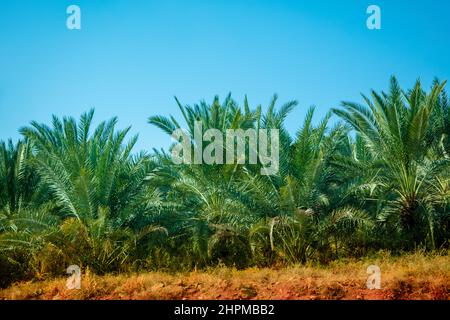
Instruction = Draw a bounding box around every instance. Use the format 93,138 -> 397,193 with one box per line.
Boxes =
0,77 -> 449,287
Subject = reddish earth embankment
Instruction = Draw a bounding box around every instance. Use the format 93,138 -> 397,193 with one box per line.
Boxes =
1,253 -> 449,300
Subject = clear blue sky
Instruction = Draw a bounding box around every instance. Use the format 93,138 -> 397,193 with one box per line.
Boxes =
1,0 -> 449,151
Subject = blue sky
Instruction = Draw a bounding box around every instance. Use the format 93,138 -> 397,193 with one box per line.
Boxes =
1,0 -> 449,151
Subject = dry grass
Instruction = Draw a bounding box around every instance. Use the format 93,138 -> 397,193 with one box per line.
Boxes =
1,251 -> 449,300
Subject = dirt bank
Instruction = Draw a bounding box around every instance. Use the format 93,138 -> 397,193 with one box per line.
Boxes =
1,253 -> 449,300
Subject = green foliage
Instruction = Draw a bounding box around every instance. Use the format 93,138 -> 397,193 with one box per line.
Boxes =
0,77 -> 449,287
333,77 -> 449,249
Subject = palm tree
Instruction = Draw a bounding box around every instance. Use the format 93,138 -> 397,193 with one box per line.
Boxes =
1,77 -> 448,286
333,76 -> 448,249
0,139 -> 59,287
148,95 -> 297,267
0,139 -> 40,219
149,96 -> 372,266
249,107 -> 373,263
18,109 -> 164,273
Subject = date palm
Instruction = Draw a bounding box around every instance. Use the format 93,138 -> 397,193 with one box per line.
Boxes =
19,110 -> 164,273
148,95 -> 297,266
250,107 -> 373,263
150,96 -> 372,265
0,139 -> 40,220
0,140 -> 58,286
333,76 -> 448,248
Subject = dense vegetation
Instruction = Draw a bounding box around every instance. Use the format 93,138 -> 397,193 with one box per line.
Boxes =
1,77 -> 449,288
